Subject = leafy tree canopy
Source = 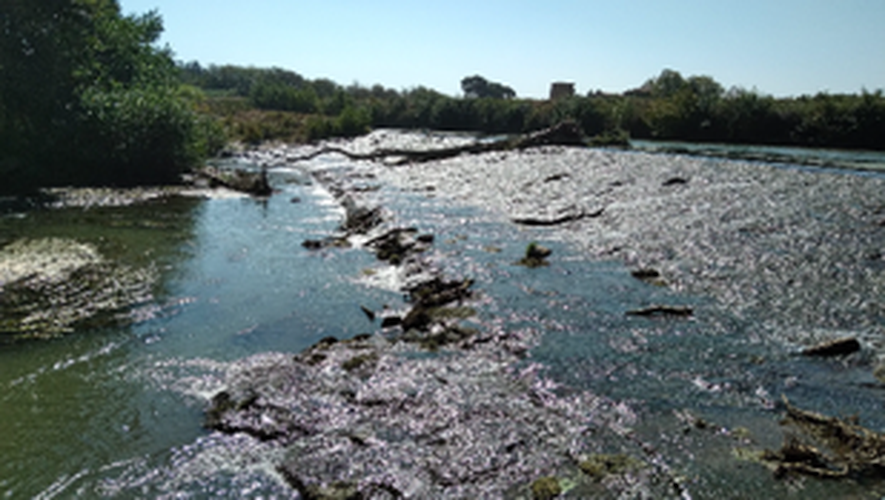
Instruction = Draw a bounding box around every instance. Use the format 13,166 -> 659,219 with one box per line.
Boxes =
0,0 -> 221,193
461,75 -> 516,100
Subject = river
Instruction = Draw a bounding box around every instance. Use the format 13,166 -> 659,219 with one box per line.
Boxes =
2,135 -> 884,498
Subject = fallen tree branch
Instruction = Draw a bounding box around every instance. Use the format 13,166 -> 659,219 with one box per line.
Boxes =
288,121 -> 587,166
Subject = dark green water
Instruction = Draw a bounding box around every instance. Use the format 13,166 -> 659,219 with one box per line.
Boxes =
1,148 -> 884,498
0,178 -> 401,498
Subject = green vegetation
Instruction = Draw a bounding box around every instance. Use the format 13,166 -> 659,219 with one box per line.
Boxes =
461,75 -> 516,99
579,453 -> 646,480
625,69 -> 885,150
3,0 -> 882,197
0,0 -> 224,195
517,242 -> 553,268
183,64 -> 885,152
530,476 -> 562,499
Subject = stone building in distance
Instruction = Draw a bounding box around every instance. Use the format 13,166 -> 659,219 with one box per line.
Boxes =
549,82 -> 575,100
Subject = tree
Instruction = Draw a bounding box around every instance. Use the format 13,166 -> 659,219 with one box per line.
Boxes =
0,0 -> 219,193
642,69 -> 687,98
461,75 -> 516,99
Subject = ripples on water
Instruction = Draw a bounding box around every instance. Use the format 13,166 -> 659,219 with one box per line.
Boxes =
1,139 -> 884,498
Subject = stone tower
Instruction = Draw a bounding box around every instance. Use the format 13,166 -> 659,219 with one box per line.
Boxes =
549,82 -> 575,100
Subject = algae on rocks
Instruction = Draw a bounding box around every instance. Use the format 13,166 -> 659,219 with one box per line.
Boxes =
0,238 -> 157,340
530,476 -> 562,499
760,397 -> 885,478
579,453 -> 646,480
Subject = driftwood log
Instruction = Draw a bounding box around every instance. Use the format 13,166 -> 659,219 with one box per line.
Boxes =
289,121 -> 587,166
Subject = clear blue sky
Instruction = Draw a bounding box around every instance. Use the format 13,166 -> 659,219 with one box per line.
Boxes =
122,0 -> 884,99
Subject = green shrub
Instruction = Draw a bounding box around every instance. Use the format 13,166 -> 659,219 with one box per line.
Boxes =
0,0 -> 221,193
334,106 -> 371,138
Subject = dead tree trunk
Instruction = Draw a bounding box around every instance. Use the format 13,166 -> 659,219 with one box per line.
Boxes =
289,121 -> 586,165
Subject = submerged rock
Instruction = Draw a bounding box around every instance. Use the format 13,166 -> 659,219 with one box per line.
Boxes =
511,206 -> 602,227
405,277 -> 474,309
662,176 -> 689,186
630,268 -> 668,287
302,237 -> 352,250
366,227 -> 431,265
626,305 -> 694,317
801,337 -> 861,357
761,396 -> 885,478
341,196 -> 383,234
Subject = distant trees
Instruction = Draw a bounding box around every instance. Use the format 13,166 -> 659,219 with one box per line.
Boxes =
625,69 -> 885,148
2,3 -> 880,193
0,0 -> 223,194
250,82 -> 319,113
179,61 -> 885,151
461,75 -> 516,100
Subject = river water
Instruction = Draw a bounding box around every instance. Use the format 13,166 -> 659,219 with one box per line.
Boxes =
2,137 -> 885,498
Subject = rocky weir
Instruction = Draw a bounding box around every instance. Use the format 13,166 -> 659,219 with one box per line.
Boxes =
204,143 -> 687,498
199,130 -> 885,498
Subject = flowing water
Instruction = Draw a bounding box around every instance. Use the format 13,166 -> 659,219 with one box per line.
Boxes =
0,174 -> 402,498
1,138 -> 885,498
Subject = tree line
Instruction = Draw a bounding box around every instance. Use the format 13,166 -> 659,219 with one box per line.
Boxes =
2,1 -> 883,195
181,63 -> 885,151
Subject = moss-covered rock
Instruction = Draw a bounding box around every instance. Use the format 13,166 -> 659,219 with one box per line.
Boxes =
341,352 -> 379,373
204,390 -> 258,430
579,453 -> 646,480
531,476 -> 562,499
760,396 -> 885,478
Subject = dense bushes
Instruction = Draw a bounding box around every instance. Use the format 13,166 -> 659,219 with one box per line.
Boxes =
250,82 -> 319,114
627,70 -> 885,149
0,0 -> 224,194
305,106 -> 372,141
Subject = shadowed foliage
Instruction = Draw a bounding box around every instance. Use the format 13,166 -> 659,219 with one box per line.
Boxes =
0,0 -> 224,194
